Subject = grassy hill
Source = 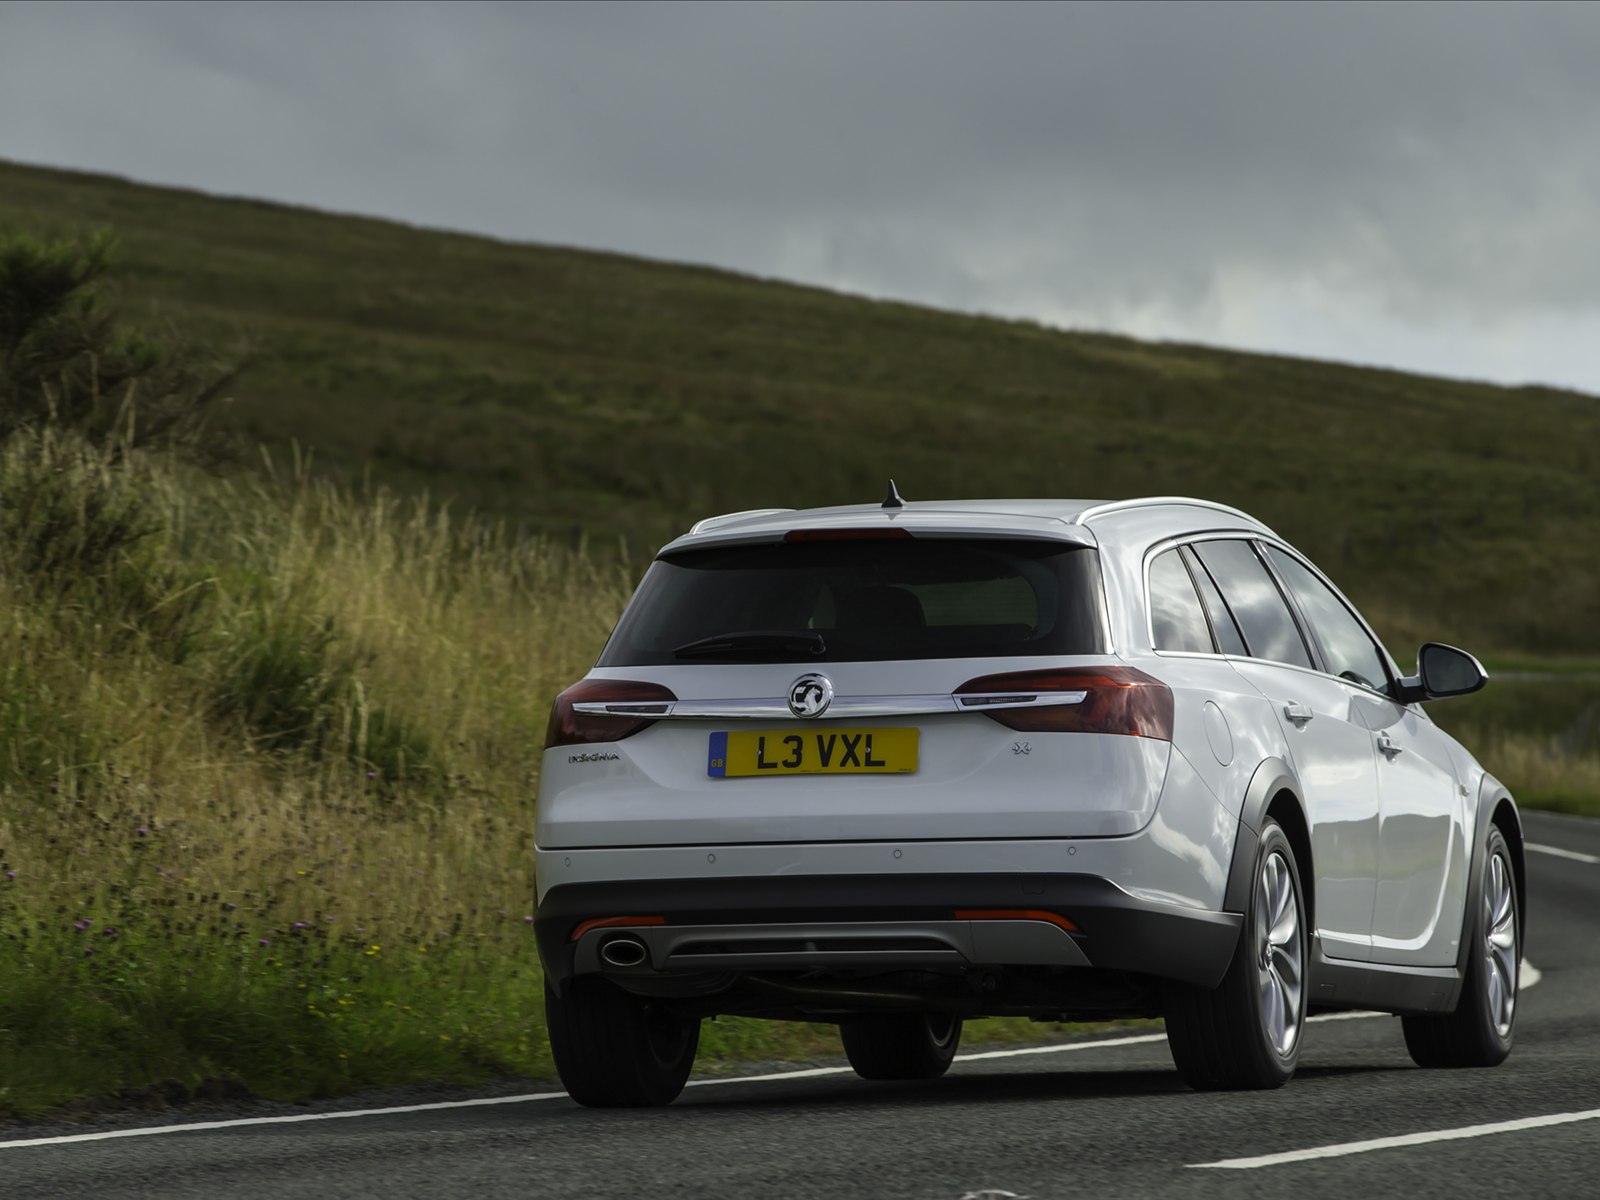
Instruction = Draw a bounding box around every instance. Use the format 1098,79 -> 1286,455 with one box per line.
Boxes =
0,158 -> 1597,1114
2,157 -> 1597,656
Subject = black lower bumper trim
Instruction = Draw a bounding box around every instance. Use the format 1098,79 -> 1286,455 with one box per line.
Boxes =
535,873 -> 1240,991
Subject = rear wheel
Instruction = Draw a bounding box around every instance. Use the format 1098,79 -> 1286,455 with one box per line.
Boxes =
1402,825 -> 1519,1068
1164,817 -> 1306,1090
545,977 -> 700,1107
840,1013 -> 963,1081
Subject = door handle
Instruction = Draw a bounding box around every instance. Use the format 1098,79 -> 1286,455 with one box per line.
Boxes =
1377,732 -> 1404,758
1283,703 -> 1314,725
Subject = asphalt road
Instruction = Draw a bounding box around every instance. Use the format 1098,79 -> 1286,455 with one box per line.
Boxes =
6,809 -> 1598,1199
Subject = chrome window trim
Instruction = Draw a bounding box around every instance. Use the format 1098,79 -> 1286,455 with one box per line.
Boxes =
1140,531 -> 1254,659
572,691 -> 1089,721
1145,543 -> 1217,656
1146,533 -> 1315,669
1139,532 -> 1402,704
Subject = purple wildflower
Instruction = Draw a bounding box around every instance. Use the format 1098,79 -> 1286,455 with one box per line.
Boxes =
136,827 -> 149,836
258,937 -> 270,946
5,871 -> 15,879
523,915 -> 535,924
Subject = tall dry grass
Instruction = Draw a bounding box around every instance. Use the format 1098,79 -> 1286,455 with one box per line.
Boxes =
0,431 -> 638,1112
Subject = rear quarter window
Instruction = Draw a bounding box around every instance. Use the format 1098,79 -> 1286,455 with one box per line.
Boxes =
1148,548 -> 1214,654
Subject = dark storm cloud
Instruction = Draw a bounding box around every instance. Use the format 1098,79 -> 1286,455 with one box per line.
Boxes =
2,0 -> 1597,389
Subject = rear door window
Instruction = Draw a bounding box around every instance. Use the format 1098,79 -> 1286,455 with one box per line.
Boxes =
1148,549 -> 1214,653
598,538 -> 1108,665
1191,540 -> 1313,669
1182,545 -> 1249,656
1261,545 -> 1392,693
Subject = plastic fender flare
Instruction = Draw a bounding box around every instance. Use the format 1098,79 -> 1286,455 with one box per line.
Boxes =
1455,773 -> 1525,983
1222,757 -> 1301,915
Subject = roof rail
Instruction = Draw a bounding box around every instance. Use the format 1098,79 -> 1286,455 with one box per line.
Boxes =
688,508 -> 795,535
1073,496 -> 1269,530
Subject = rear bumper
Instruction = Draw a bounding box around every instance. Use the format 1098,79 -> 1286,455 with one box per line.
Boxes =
535,872 -> 1242,992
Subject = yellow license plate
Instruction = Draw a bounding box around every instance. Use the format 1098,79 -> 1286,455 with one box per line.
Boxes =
708,728 -> 918,778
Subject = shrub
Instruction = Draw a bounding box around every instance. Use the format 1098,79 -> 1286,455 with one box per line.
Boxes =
0,227 -> 241,463
0,428 -> 214,664
211,591 -> 437,788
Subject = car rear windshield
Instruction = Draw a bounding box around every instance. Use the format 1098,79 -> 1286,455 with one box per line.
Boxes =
596,538 -> 1108,666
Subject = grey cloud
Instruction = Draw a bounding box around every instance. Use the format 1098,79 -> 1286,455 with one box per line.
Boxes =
1,0 -> 1597,390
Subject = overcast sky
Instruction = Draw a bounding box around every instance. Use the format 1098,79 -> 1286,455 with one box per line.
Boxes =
3,0 -> 1598,394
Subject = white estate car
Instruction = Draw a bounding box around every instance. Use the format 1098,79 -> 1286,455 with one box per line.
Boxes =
535,493 -> 1524,1107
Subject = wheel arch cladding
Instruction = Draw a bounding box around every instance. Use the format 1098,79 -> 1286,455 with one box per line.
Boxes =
1452,774 -> 1524,985
1223,757 -> 1310,923
1264,791 -> 1315,933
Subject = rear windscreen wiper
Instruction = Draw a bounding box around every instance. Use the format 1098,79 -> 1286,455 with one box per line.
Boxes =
672,630 -> 827,659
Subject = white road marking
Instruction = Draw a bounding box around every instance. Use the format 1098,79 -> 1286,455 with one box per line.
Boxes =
0,1092 -> 572,1150
0,961 -> 1540,1152
1526,841 -> 1600,865
1190,1108 -> 1600,1170
0,1034 -> 1154,1150
956,1031 -> 1167,1062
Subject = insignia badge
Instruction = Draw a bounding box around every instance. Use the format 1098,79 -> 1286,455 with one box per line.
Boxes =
788,673 -> 834,719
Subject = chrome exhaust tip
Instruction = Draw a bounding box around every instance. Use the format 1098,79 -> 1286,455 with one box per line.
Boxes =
600,937 -> 648,968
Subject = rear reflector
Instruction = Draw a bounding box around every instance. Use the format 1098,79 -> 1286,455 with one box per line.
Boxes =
784,527 -> 914,542
545,680 -> 678,748
955,909 -> 1079,933
954,667 -> 1173,740
569,915 -> 666,942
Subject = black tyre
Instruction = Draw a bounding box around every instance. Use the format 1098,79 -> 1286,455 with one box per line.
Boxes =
545,976 -> 700,1107
840,1013 -> 963,1081
1402,825 -> 1519,1069
1165,817 -> 1307,1090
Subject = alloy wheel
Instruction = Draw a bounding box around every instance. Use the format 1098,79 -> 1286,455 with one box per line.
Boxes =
1256,849 -> 1303,1057
1484,848 -> 1519,1038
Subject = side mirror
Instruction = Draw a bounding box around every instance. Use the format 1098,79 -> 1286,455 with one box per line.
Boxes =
1398,642 -> 1488,702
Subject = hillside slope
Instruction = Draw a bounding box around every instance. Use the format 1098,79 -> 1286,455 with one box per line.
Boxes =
2,157 -> 1595,653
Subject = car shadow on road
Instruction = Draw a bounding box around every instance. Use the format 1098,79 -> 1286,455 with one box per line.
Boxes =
510,1062 -> 1414,1123
672,1061 -> 1410,1111
677,1067 -> 1192,1111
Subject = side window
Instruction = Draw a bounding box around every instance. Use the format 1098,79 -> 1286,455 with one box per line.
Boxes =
1182,545 -> 1248,656
1191,540 -> 1313,669
1262,546 -> 1391,693
1149,549 -> 1214,653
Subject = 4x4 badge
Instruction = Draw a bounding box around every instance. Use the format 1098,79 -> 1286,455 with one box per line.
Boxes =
788,673 -> 834,719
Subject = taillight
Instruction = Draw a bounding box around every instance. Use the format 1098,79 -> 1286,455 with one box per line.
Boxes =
544,679 -> 678,748
954,667 -> 1173,740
